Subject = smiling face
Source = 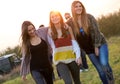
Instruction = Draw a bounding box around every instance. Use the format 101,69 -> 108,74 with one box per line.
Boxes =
50,12 -> 61,25
27,25 -> 36,37
71,1 -> 86,17
64,13 -> 71,20
74,2 -> 83,15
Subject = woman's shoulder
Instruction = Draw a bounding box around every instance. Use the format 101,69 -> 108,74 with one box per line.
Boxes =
87,13 -> 96,20
87,13 -> 92,16
37,27 -> 48,32
87,13 -> 93,17
36,27 -> 49,36
87,13 -> 98,27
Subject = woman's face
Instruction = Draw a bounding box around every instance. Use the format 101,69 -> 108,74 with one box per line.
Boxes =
27,25 -> 36,37
50,12 -> 60,24
74,2 -> 83,15
65,14 -> 71,20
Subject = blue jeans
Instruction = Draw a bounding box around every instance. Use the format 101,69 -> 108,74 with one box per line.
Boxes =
31,69 -> 53,84
88,44 -> 114,84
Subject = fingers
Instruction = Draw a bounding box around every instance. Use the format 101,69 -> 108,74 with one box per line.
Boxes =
22,76 -> 27,81
95,47 -> 99,56
76,58 -> 82,66
64,23 -> 71,30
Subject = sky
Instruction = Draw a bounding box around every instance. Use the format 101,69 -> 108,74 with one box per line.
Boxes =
0,0 -> 120,52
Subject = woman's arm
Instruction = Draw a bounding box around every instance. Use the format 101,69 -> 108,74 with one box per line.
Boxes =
72,40 -> 82,65
65,24 -> 75,40
89,14 -> 102,47
47,29 -> 55,52
20,49 -> 30,80
65,24 -> 82,65
88,14 -> 103,56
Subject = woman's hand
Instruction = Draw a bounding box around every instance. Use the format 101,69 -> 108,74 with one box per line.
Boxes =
64,23 -> 70,30
95,47 -> 99,56
65,23 -> 75,40
76,57 -> 82,66
22,75 -> 27,81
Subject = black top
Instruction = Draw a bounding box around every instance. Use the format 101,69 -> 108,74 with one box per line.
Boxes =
76,29 -> 94,54
30,38 -> 52,71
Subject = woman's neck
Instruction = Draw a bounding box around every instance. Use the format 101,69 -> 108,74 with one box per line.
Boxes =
77,15 -> 82,28
30,35 -> 41,45
55,23 -> 61,30
30,34 -> 38,40
54,23 -> 63,38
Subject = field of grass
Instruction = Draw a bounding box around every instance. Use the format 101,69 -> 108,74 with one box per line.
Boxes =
1,36 -> 120,84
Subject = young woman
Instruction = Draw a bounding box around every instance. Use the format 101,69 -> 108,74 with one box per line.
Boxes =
20,21 -> 53,84
67,0 -> 114,84
47,11 -> 82,84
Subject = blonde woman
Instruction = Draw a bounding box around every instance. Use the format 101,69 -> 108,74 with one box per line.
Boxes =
48,11 -> 82,84
67,0 -> 114,84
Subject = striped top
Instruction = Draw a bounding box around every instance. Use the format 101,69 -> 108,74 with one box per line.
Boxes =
53,35 -> 76,65
48,34 -> 78,65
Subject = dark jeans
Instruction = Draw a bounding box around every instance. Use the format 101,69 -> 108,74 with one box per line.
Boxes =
88,44 -> 114,84
31,69 -> 53,84
56,61 -> 81,84
80,49 -> 88,69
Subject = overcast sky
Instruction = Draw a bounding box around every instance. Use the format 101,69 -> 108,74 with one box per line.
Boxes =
0,0 -> 120,52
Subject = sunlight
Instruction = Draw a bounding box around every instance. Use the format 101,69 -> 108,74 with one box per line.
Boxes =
0,0 -> 120,51
47,0 -> 73,18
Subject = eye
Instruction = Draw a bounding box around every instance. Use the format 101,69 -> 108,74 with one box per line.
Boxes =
75,5 -> 78,8
79,5 -> 82,8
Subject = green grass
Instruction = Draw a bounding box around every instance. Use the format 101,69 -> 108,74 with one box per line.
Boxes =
1,36 -> 120,84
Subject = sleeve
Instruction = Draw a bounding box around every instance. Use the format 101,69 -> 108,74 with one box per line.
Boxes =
20,55 -> 27,76
20,49 -> 30,76
71,40 -> 81,59
47,34 -> 55,55
89,14 -> 102,47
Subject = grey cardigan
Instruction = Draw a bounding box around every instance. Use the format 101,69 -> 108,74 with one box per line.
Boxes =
20,27 -> 51,76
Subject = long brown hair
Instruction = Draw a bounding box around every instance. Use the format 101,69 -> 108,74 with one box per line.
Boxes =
49,11 -> 67,40
71,0 -> 89,36
20,21 -> 35,56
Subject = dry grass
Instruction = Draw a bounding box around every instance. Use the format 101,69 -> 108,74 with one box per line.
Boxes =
0,65 -> 20,83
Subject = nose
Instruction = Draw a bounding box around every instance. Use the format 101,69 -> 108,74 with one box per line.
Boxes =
30,29 -> 35,34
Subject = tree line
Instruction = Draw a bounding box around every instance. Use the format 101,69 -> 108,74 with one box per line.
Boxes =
98,9 -> 120,38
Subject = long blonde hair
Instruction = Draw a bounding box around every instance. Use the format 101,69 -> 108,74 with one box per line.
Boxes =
71,0 -> 89,36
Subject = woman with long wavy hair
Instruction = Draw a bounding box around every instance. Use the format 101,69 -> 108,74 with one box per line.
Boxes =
20,21 -> 53,84
67,0 -> 114,84
48,11 -> 82,84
